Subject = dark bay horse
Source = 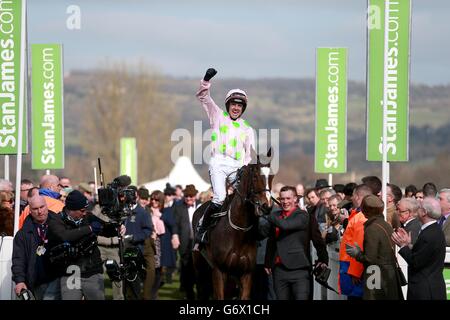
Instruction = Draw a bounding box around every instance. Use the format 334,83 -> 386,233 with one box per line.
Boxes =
192,149 -> 274,300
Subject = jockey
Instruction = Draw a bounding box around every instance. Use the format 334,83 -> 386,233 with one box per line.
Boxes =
194,68 -> 255,246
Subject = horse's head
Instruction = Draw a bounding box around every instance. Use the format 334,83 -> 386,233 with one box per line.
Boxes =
237,148 -> 274,217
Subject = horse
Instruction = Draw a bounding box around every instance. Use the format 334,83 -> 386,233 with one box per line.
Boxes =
192,149 -> 275,300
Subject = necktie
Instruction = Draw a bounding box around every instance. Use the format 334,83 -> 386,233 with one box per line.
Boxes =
438,216 -> 446,227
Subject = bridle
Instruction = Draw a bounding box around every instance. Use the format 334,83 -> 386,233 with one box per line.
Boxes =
230,165 -> 274,221
220,165 -> 281,232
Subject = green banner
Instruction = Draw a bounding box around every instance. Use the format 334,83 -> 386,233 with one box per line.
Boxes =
120,137 -> 137,185
0,0 -> 27,154
444,267 -> 450,300
366,0 -> 411,161
315,48 -> 347,173
31,44 -> 64,169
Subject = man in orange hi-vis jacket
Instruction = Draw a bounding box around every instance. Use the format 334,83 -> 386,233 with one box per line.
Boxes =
338,184 -> 372,299
19,175 -> 65,229
19,194 -> 64,229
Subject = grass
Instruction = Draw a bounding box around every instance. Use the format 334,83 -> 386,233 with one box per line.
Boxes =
158,272 -> 185,300
104,270 -> 185,300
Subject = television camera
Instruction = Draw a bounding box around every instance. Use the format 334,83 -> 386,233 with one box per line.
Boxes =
104,239 -> 146,283
97,175 -> 137,224
96,159 -> 144,298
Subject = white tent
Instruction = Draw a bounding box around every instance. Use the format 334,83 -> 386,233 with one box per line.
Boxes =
142,156 -> 210,193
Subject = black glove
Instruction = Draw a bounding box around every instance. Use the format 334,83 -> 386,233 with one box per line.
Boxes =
263,212 -> 277,223
90,221 -> 103,235
203,68 -> 217,81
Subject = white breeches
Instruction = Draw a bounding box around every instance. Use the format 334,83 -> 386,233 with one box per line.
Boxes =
209,155 -> 241,205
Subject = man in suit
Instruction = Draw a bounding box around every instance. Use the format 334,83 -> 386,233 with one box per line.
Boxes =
306,188 -> 327,226
314,180 -> 333,225
397,198 -> 421,245
172,184 -> 199,299
264,186 -> 313,300
123,188 -> 153,300
438,188 -> 450,246
392,198 -> 446,300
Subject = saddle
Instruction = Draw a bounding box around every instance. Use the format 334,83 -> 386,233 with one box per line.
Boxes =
197,168 -> 243,244
196,193 -> 235,245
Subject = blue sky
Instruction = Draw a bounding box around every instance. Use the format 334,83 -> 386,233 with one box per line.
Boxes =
28,0 -> 450,85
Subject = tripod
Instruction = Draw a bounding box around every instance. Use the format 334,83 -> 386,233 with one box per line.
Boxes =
104,223 -> 137,300
115,225 -> 144,300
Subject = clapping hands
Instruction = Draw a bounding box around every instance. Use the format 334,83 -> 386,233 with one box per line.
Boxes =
391,228 -> 411,248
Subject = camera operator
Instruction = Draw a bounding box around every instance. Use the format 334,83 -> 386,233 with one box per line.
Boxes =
47,190 -> 112,300
123,186 -> 153,300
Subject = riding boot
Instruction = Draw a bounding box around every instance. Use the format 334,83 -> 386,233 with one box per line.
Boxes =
195,202 -> 221,246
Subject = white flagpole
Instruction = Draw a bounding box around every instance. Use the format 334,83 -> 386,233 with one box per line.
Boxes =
328,173 -> 333,188
93,166 -> 98,197
4,155 -> 9,180
13,0 -> 27,236
381,0 -> 391,220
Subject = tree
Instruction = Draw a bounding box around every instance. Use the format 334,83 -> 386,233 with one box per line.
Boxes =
80,62 -> 179,185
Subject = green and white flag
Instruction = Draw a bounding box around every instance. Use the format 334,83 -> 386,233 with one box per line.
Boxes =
366,0 -> 411,161
315,47 -> 347,173
444,267 -> 450,300
0,0 -> 27,154
31,44 -> 64,169
120,137 -> 137,185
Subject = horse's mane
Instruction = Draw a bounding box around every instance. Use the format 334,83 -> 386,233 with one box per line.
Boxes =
223,164 -> 259,216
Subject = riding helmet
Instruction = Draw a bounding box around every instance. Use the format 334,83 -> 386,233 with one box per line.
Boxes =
225,89 -> 248,114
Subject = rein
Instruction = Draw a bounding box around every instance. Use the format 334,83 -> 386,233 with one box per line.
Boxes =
222,165 -> 272,232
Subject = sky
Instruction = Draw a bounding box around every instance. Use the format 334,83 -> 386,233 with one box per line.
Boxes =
27,0 -> 450,85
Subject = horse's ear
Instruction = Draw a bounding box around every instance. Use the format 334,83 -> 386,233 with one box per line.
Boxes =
267,147 -> 273,161
250,148 -> 258,165
258,147 -> 273,166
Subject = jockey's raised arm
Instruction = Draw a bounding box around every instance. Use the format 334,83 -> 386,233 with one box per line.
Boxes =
193,68 -> 256,250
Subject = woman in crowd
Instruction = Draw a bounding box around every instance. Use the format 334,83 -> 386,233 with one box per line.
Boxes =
0,191 -> 14,236
322,194 -> 344,244
149,190 -> 166,299
346,195 -> 404,300
158,190 -> 178,286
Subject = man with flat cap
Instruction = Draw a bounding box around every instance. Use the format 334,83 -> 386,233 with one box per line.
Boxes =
78,182 -> 95,211
346,195 -> 404,300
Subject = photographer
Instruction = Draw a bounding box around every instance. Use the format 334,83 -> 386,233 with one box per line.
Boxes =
47,190 -> 110,300
322,195 -> 344,244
